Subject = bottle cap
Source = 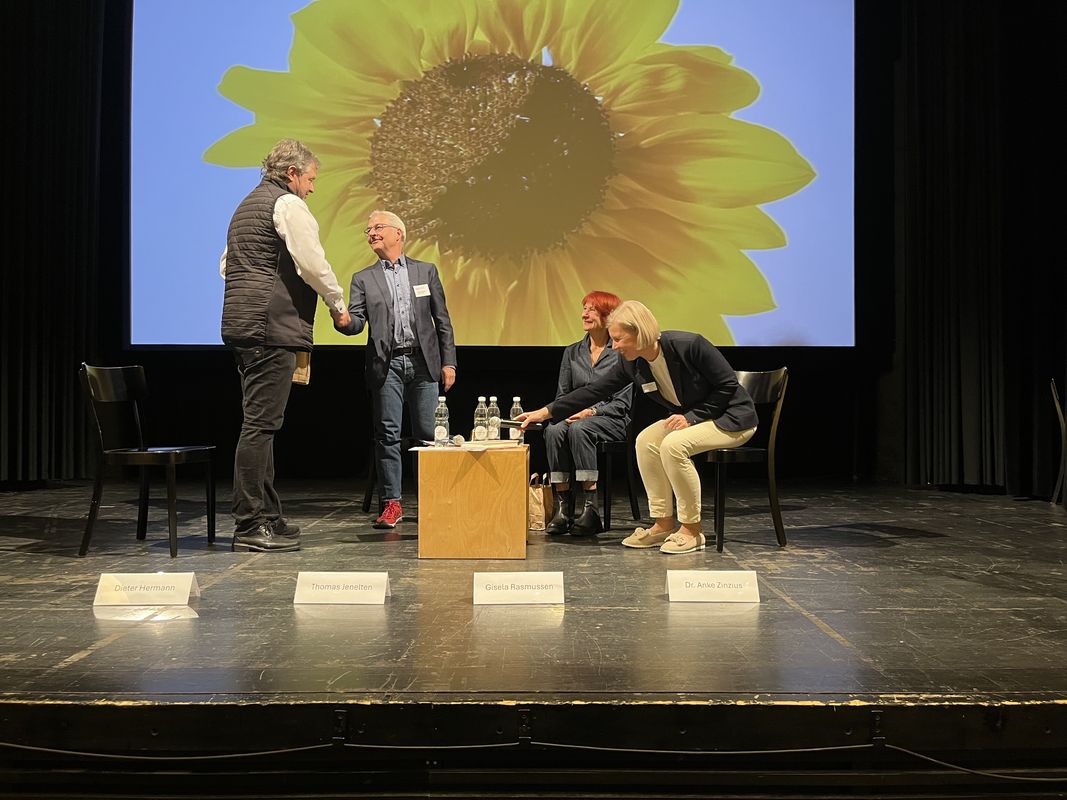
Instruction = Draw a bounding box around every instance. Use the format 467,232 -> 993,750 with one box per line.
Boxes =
489,396 -> 497,401
478,396 -> 486,401
438,396 -> 445,401
513,396 -> 521,401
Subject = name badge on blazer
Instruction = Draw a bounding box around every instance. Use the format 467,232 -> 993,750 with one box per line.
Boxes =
412,283 -> 431,298
641,381 -> 658,394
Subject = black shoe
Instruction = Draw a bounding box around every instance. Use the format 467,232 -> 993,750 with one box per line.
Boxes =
545,492 -> 573,535
570,502 -> 603,536
269,518 -> 300,538
232,522 -> 301,552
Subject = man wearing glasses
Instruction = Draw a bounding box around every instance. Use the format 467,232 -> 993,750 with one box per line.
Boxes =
335,211 -> 457,529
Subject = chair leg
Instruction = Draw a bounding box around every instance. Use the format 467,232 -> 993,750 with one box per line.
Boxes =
768,461 -> 787,547
136,467 -> 149,540
206,455 -> 216,544
165,462 -> 178,558
601,450 -> 613,532
626,447 -> 641,520
80,458 -> 106,557
714,463 -> 727,553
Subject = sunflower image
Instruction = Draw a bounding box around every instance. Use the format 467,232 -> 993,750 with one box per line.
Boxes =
205,0 -> 815,345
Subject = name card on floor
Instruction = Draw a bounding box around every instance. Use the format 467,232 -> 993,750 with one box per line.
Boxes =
293,572 -> 390,605
94,573 -> 200,606
666,570 -> 760,603
474,571 -> 565,605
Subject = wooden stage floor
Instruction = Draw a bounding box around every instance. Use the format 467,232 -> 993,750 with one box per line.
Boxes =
0,478 -> 1064,797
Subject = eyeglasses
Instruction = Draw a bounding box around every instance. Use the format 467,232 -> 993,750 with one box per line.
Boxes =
364,223 -> 399,235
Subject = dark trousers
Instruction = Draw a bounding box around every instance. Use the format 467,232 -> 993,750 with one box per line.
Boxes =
544,414 -> 627,485
232,345 -> 296,532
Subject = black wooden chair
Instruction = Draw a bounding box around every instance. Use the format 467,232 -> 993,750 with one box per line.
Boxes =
1052,379 -> 1065,506
598,422 -> 642,531
80,364 -> 215,557
704,368 -> 789,553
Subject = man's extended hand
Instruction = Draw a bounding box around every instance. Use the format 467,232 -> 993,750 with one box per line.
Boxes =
441,366 -> 456,391
330,307 -> 351,329
517,407 -> 551,428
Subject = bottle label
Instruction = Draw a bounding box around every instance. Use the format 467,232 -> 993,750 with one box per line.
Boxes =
509,427 -> 521,440
473,425 -> 487,441
434,426 -> 448,441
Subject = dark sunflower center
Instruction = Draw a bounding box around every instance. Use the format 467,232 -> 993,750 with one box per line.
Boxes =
370,53 -> 615,259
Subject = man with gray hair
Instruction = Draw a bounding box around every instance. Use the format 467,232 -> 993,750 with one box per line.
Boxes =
336,210 -> 457,529
221,138 -> 351,552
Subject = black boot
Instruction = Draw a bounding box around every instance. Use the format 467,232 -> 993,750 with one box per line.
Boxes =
570,489 -> 603,536
545,490 -> 574,535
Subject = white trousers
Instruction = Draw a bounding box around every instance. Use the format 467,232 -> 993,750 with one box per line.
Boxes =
635,419 -> 756,524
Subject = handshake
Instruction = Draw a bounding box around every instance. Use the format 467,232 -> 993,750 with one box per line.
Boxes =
330,306 -> 351,329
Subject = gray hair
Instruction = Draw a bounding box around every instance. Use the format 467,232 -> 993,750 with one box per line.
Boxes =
262,139 -> 320,182
368,210 -> 407,240
606,300 -> 661,350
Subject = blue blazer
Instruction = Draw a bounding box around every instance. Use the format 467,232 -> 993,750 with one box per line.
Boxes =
337,257 -> 457,389
548,331 -> 757,431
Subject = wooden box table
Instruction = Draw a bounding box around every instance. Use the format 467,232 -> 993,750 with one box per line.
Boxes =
416,443 -> 528,559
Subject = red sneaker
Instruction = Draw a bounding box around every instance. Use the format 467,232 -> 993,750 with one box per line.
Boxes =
374,499 -> 404,529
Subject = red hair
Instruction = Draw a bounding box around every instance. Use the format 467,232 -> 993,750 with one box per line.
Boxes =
582,290 -> 622,322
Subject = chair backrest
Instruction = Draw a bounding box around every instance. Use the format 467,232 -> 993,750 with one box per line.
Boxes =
80,364 -> 149,452
736,368 -> 788,456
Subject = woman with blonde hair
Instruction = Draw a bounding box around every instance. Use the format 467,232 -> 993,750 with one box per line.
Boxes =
518,301 -> 756,554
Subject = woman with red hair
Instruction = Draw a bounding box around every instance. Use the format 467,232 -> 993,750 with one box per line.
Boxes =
543,291 -> 632,536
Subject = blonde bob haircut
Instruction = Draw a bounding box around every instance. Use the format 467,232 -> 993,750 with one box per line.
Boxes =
606,300 -> 661,350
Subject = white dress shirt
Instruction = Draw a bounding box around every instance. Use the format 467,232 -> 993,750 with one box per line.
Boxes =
220,193 -> 345,313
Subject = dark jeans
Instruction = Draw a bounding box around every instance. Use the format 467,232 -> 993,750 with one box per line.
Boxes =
232,345 -> 296,532
373,351 -> 438,501
544,414 -> 627,485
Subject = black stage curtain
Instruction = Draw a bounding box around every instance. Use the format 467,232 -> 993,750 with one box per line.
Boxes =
900,0 -> 1066,497
3,0 -> 130,484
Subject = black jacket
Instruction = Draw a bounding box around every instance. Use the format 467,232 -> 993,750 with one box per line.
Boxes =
548,331 -> 757,431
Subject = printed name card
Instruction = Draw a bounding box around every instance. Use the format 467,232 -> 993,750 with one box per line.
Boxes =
473,571 -> 565,605
293,572 -> 391,605
665,570 -> 760,603
94,573 -> 200,606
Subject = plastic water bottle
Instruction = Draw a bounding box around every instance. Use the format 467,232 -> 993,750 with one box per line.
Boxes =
433,397 -> 449,446
509,396 -> 524,442
473,396 -> 489,441
487,396 -> 501,440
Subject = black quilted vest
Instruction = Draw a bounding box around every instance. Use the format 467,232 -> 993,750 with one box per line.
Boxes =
221,178 -> 317,350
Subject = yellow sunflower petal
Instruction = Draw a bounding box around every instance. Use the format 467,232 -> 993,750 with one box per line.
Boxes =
288,0 -> 429,85
602,45 -> 761,122
476,0 -> 568,61
603,178 -> 787,249
203,124 -> 284,167
618,115 -> 815,207
216,66 -> 379,123
551,0 -> 678,85
500,251 -> 588,345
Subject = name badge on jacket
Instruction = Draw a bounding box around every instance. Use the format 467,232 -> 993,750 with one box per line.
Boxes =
412,283 -> 431,298
641,381 -> 658,394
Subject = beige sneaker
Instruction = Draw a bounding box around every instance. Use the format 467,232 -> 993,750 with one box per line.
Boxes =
621,527 -> 673,549
659,532 -> 706,554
